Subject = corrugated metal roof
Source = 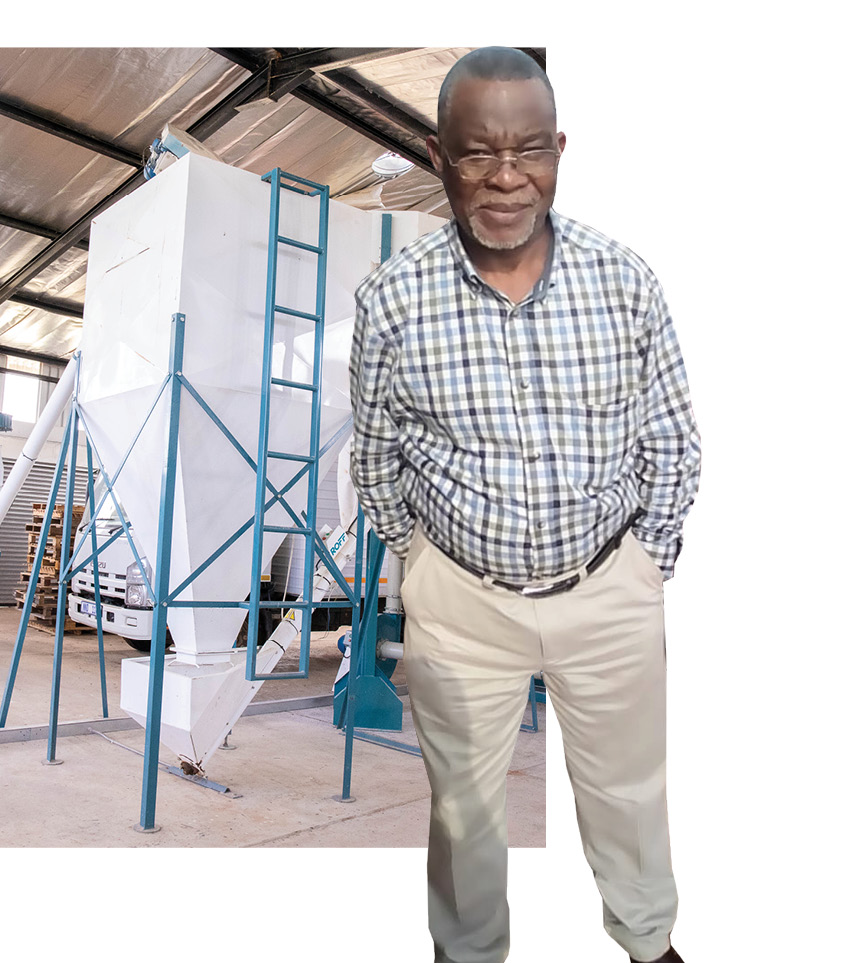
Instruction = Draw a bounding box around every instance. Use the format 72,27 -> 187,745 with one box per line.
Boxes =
0,46 -> 545,363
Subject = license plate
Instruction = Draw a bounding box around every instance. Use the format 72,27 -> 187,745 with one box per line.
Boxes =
80,601 -> 96,616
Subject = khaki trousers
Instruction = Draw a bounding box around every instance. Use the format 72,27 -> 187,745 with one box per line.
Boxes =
401,525 -> 676,963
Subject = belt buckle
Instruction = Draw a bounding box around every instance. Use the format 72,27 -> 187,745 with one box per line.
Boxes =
518,573 -> 580,598
520,580 -> 558,597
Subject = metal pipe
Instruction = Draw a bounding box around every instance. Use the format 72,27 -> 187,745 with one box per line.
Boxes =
0,353 -> 78,525
378,640 -> 403,661
384,554 -> 403,615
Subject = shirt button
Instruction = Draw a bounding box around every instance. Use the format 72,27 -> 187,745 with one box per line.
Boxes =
527,451 -> 540,462
519,378 -> 530,389
536,521 -> 546,529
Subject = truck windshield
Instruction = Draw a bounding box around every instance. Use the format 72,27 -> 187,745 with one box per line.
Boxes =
85,475 -> 124,524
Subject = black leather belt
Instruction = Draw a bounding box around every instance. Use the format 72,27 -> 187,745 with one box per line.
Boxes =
452,510 -> 642,599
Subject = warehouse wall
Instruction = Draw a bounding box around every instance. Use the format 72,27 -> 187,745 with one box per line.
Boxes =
0,456 -> 90,605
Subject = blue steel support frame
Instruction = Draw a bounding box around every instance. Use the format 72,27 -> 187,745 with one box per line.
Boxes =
339,213 -> 396,797
0,169 -> 374,827
44,394 -> 80,762
519,676 -> 540,733
73,411 -> 156,603
85,440 -> 109,719
339,513 -> 367,800
138,312 -> 185,832
0,399 -> 74,728
66,374 -> 171,586
298,178 -> 329,679
2,357 -> 108,732
340,527 -> 387,799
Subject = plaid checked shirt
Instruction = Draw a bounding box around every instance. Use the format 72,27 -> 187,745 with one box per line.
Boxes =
349,211 -> 700,581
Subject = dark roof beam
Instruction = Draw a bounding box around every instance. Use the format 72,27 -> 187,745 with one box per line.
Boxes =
324,70 -> 436,141
9,293 -> 84,320
209,48 -> 267,72
256,68 -> 317,105
0,97 -> 142,168
290,86 -> 434,175
0,62 -> 273,307
271,48 -> 419,77
0,172 -> 146,305
0,344 -> 71,367
0,211 -> 88,250
208,48 -> 435,168
0,363 -> 61,383
186,63 -> 279,142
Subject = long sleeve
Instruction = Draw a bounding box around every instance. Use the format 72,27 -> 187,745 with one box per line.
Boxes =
632,278 -> 702,579
348,283 -> 416,559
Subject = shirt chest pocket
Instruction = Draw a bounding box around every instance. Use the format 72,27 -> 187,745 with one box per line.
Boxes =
552,307 -> 643,408
552,393 -> 640,491
561,348 -> 641,408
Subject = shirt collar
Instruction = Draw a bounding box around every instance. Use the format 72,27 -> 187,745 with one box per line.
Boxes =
446,210 -> 558,302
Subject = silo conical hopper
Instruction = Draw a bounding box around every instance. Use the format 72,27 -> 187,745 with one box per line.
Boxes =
74,151 -> 444,769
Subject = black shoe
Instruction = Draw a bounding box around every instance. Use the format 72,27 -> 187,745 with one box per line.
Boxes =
630,948 -> 684,963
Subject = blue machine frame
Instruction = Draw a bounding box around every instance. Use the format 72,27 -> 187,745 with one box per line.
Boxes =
1,168 -> 363,831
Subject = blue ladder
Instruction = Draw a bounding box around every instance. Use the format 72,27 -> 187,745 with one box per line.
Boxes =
246,168 -> 332,681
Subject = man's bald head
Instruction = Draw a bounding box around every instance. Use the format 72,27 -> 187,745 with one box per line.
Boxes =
437,47 -> 554,137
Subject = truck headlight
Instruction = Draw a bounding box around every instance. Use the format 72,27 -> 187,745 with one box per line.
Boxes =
125,559 -> 153,609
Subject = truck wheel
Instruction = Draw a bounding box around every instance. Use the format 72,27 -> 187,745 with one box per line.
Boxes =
122,631 -> 172,653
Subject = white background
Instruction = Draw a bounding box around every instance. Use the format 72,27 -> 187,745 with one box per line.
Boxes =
4,5 -> 853,961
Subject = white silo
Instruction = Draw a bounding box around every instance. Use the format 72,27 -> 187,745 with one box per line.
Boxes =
75,152 -> 444,770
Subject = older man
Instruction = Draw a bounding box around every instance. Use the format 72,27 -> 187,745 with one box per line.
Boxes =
349,46 -> 700,963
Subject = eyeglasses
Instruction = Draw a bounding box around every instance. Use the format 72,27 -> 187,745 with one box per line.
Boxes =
445,149 -> 561,181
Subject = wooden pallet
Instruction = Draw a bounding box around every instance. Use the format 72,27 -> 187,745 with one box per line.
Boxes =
26,506 -> 84,548
14,588 -> 58,607
25,523 -> 65,538
18,602 -> 61,625
31,502 -> 84,520
19,571 -> 61,590
26,554 -> 62,569
26,614 -> 95,636
27,532 -> 62,548
24,567 -> 62,585
17,504 -> 88,634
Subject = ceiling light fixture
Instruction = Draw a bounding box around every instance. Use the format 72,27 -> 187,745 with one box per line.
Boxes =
371,151 -> 415,179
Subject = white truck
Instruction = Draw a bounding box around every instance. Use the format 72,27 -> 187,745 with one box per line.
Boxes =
67,477 -> 155,650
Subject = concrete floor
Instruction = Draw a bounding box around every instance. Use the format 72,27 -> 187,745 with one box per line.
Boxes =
0,605 -> 546,848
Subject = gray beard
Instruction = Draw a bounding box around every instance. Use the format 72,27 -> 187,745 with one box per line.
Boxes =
467,207 -> 540,250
